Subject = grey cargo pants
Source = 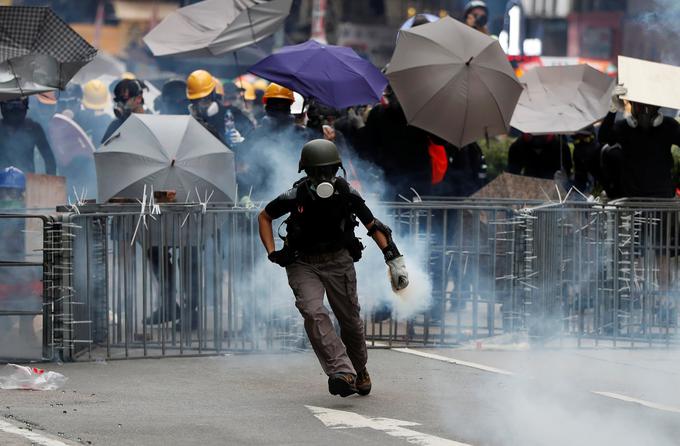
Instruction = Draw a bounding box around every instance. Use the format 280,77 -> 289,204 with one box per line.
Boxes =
285,249 -> 367,376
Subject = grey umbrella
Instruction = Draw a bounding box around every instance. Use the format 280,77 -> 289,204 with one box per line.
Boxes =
510,64 -> 615,135
386,16 -> 522,147
143,0 -> 293,57
70,52 -> 126,85
0,6 -> 97,100
95,114 -> 236,204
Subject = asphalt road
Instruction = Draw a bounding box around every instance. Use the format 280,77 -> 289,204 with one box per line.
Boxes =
1,347 -> 680,446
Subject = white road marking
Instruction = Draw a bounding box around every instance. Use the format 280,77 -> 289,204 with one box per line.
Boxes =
591,391 -> 680,414
306,405 -> 473,446
0,419 -> 71,446
391,348 -> 514,376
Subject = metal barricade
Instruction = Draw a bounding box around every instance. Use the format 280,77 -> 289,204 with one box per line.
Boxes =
364,199 -> 532,346
0,213 -> 64,362
59,203 -> 309,361
42,198 -> 680,362
516,200 -> 680,347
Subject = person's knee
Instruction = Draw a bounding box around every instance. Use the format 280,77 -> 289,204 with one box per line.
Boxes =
294,298 -> 325,320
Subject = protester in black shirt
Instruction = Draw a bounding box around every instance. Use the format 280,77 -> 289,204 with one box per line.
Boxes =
0,98 -> 56,175
599,85 -> 680,198
259,139 -> 409,398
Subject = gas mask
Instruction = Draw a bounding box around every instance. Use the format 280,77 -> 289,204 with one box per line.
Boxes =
114,96 -> 141,120
1,100 -> 28,127
627,103 -> 663,130
190,96 -> 219,119
473,13 -> 487,28
306,165 -> 339,199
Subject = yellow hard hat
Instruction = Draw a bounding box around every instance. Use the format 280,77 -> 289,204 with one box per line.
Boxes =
253,78 -> 269,91
243,83 -> 256,101
82,79 -> 110,111
121,71 -> 136,80
263,83 -> 294,103
186,69 -> 216,100
213,77 -> 224,97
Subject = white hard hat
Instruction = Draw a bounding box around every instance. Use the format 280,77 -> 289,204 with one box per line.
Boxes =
291,91 -> 305,115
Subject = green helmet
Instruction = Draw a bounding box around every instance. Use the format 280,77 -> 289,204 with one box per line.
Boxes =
298,139 -> 342,173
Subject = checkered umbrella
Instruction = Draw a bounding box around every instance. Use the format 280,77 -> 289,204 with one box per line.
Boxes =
0,6 -> 97,100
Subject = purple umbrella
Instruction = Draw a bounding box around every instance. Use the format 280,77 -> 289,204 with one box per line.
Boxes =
248,40 -> 387,109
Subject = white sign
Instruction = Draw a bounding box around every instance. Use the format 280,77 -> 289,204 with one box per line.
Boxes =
618,55 -> 680,110
306,405 -> 473,446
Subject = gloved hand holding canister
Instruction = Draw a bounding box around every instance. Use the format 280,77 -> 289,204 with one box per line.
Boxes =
386,255 -> 409,291
369,219 -> 410,291
610,84 -> 628,113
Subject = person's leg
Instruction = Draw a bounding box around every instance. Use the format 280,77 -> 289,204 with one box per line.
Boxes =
286,261 -> 355,376
322,251 -> 367,374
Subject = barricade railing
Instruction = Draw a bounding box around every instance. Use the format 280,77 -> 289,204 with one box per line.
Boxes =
517,199 -> 680,347
0,212 -> 65,363
43,198 -> 680,361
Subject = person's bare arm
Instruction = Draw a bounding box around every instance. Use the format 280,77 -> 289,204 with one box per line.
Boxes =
365,220 -> 388,250
258,210 -> 275,255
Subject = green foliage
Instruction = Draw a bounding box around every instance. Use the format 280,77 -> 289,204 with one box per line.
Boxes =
478,137 -> 513,181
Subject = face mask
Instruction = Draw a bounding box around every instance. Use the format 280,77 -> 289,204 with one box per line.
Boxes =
190,100 -> 219,118
114,98 -> 136,119
474,14 -> 488,28
307,166 -> 338,199
627,106 -> 663,130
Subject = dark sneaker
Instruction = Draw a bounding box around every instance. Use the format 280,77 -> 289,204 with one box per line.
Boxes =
328,373 -> 357,397
356,369 -> 371,396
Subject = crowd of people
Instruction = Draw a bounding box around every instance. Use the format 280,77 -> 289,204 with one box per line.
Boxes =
0,0 -> 677,211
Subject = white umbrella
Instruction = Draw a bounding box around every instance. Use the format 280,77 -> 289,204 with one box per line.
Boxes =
94,114 -> 236,203
143,0 -> 293,57
70,53 -> 126,85
510,64 -> 615,135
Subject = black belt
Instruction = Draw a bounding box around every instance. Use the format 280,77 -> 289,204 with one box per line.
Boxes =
298,248 -> 345,264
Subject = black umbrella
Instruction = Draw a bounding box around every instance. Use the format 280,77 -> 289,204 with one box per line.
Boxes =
0,6 -> 97,100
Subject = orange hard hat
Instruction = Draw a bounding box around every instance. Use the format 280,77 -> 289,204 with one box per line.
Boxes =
263,83 -> 294,103
213,77 -> 224,97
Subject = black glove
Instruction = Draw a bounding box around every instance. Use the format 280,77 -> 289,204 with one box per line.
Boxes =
268,248 -> 297,267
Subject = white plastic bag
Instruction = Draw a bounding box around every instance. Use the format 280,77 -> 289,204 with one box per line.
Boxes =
0,364 -> 67,390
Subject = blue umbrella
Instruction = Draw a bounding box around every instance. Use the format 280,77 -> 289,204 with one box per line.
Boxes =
248,40 -> 387,109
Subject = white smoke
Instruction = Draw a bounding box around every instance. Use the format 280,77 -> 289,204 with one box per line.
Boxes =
237,126 -> 433,322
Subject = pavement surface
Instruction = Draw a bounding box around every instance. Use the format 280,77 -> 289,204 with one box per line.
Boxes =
1,347 -> 680,446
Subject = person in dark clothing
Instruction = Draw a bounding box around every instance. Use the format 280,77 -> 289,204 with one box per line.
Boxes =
101,79 -> 147,143
157,79 -> 190,116
572,127 -> 602,194
239,83 -> 310,200
259,139 -> 409,397
28,92 -> 58,131
599,85 -> 680,198
186,70 -> 226,144
79,79 -> 112,146
0,98 -> 56,175
463,0 -> 489,34
56,83 -> 84,121
357,85 -> 431,199
428,135 -> 487,197
507,133 -> 572,180
222,82 -> 255,140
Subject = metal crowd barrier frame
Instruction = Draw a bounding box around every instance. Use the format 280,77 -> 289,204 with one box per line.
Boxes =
39,198 -> 680,362
0,213 -> 65,363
